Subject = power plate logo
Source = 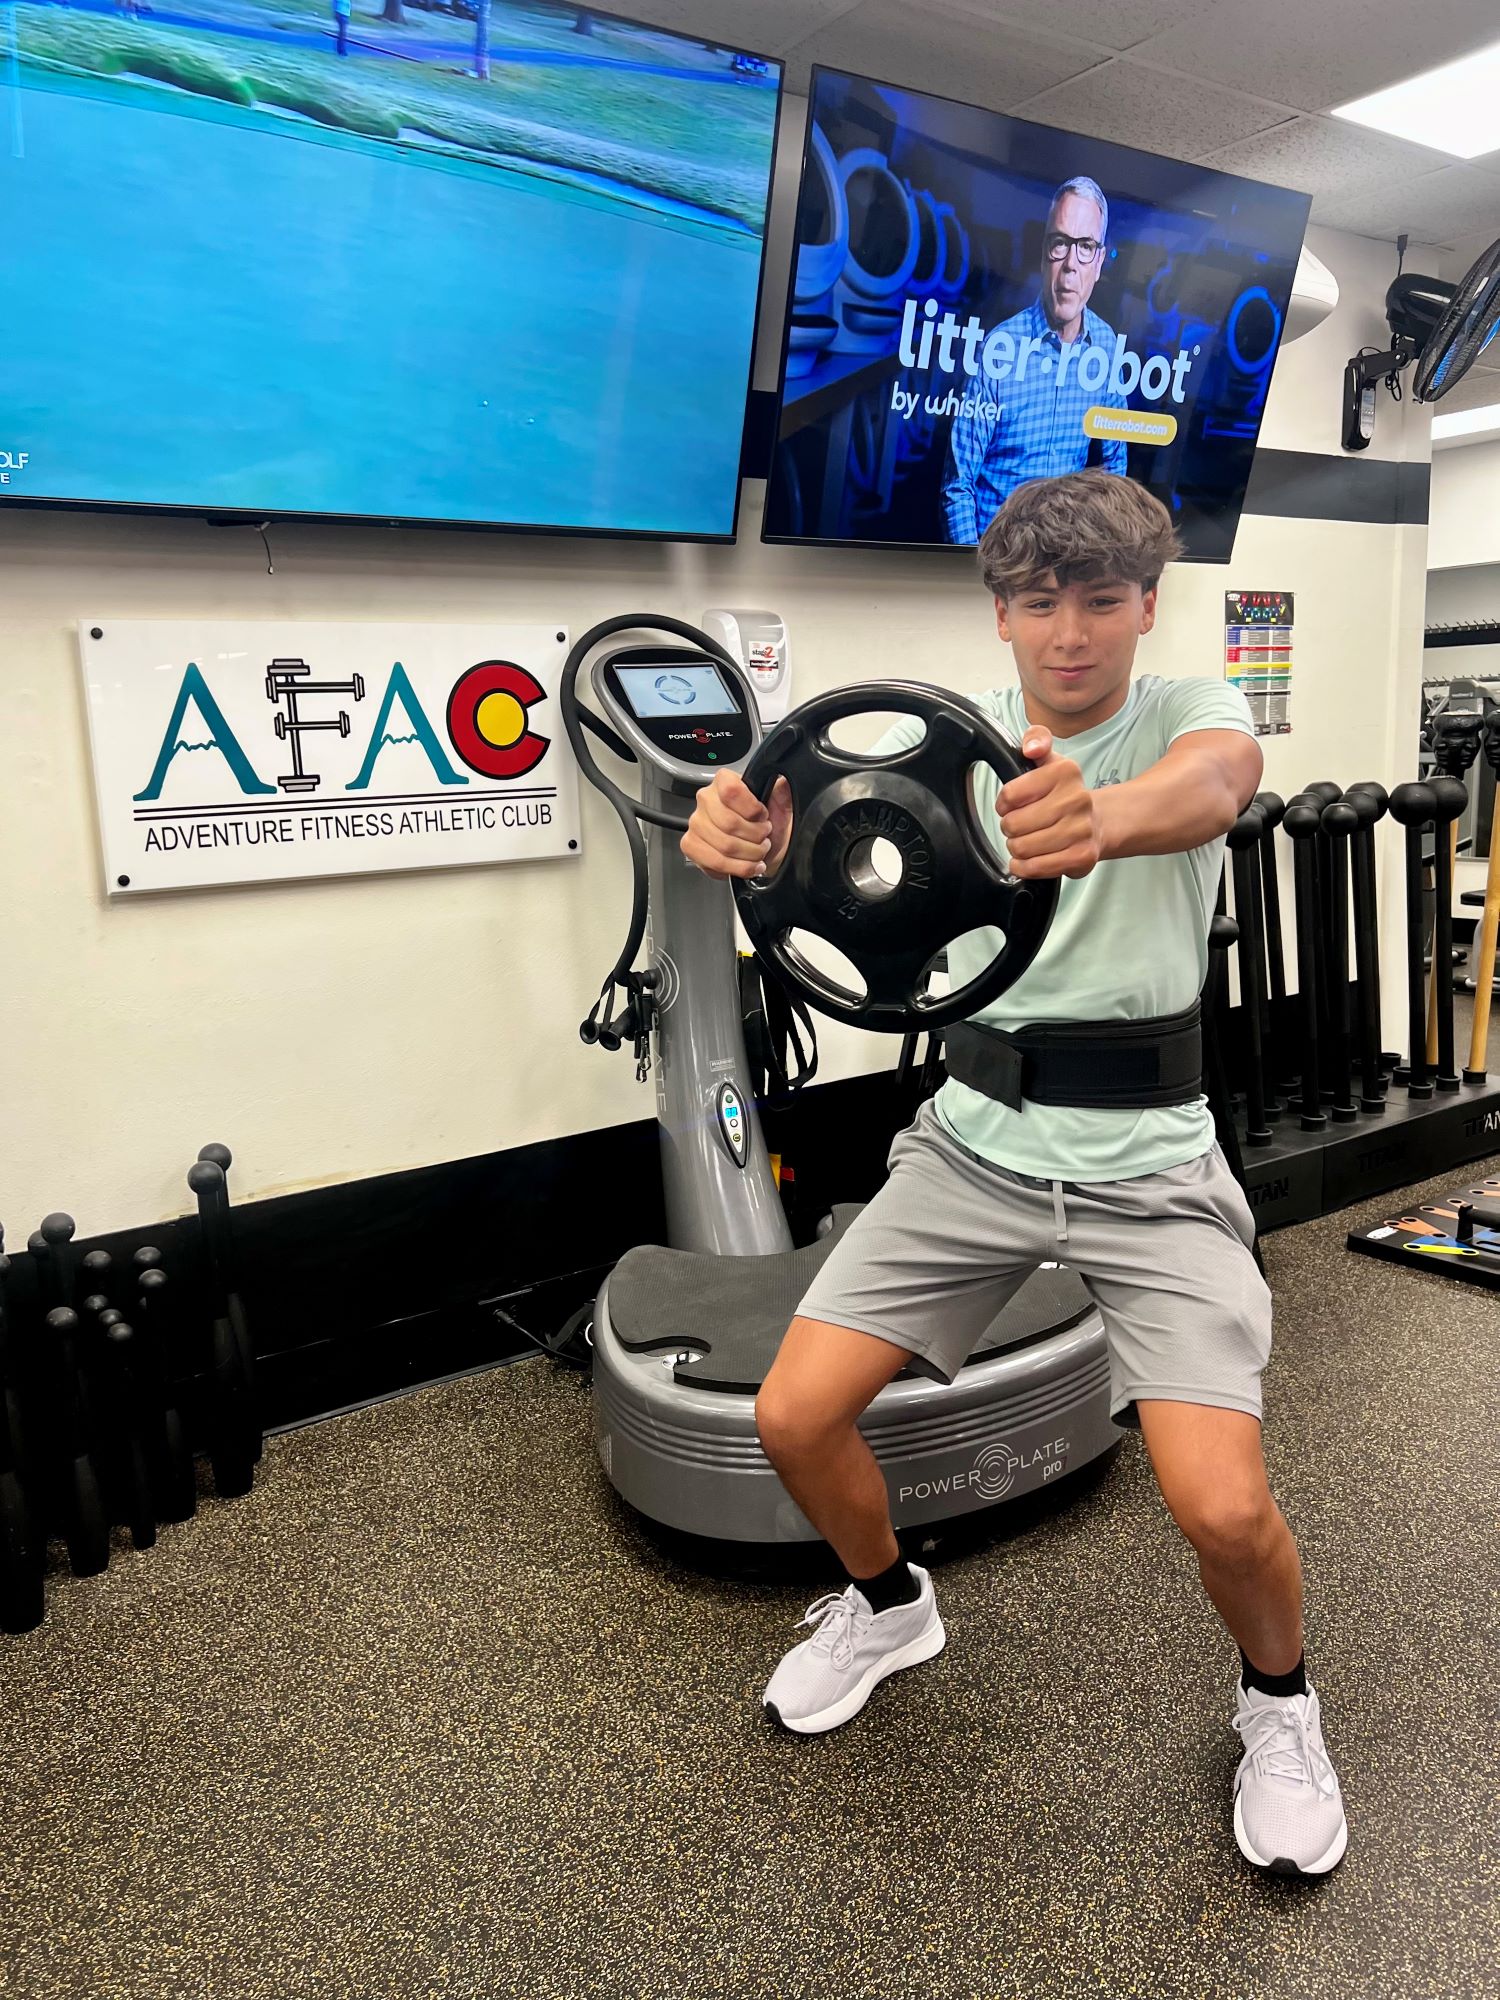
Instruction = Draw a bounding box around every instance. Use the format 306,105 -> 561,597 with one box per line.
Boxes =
898,1435 -> 1069,1504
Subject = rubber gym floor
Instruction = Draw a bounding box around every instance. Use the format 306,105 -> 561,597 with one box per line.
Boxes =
4,1142 -> 1497,2000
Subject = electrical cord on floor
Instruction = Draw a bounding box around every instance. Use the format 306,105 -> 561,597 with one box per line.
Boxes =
535,1303 -> 595,1370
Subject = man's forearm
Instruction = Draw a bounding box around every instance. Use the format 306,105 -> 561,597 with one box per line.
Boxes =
1095,756 -> 1247,860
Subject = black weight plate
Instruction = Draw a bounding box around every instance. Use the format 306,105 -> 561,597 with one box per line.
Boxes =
734,681 -> 1056,1032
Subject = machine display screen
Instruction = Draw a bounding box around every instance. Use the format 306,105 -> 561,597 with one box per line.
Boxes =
0,1 -> 781,538
615,665 -> 739,719
763,67 -> 1310,561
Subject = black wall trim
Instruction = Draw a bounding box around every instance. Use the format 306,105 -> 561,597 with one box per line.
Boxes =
2,1072 -> 917,1434
1242,448 -> 1429,526
2,1118 -> 665,1435
19,993 -> 1483,1436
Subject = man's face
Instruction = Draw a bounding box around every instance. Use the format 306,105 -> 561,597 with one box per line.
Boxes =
996,572 -> 1156,736
1041,191 -> 1105,333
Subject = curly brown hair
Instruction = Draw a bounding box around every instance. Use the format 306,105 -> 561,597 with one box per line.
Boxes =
977,471 -> 1183,599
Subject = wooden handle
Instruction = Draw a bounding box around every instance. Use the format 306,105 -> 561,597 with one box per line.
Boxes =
1467,824 -> 1500,1072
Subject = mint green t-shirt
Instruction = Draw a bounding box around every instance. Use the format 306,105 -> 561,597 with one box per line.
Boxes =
877,674 -> 1256,1183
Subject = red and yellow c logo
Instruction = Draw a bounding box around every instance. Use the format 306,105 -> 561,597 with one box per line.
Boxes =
446,661 -> 549,779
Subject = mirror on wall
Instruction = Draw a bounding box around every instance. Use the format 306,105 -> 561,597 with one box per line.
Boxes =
1419,673 -> 1498,860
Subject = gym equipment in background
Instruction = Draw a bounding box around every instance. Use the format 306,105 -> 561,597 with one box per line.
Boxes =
1252,792 -> 1288,1101
26,1216 -> 111,1584
1350,1170 -> 1500,1291
1301,780 -> 1344,1104
1343,784 -> 1391,1112
0,1231 -> 45,1636
1342,233 -> 1500,449
1281,797 -> 1328,1131
97,1317 -> 158,1555
39,1294 -> 111,1583
188,1152 -> 261,1499
564,614 -> 1115,1553
1425,700 -> 1484,1070
134,1261 -> 197,1526
0,1142 -> 260,1636
1227,804 -> 1273,1145
197,1145 -> 258,1464
1320,799 -> 1360,1124
1389,784 -> 1438,1099
1464,716 -> 1500,1082
1426,777 -> 1471,1093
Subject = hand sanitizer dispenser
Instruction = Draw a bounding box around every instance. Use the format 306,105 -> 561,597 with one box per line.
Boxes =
702,610 -> 791,725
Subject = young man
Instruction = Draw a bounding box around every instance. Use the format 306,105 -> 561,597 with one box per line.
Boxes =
680,470 -> 1347,1878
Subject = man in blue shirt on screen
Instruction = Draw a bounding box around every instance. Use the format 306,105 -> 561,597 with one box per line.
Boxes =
943,176 -> 1128,545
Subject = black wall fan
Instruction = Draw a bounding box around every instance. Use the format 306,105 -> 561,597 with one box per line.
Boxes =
1342,233 -> 1500,450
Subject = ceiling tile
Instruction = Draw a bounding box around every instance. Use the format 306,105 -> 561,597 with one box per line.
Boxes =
1311,163 -> 1500,249
1010,56 -> 1289,156
1429,363 -> 1500,419
938,0 -> 1217,52
779,0 -> 1101,102
1201,116 -> 1451,195
1126,0 -> 1500,116
1441,227 -> 1500,279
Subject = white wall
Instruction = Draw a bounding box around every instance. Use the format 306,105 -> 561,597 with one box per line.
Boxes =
1429,441 -> 1500,572
0,200 -> 1432,1233
1427,562 -> 1500,623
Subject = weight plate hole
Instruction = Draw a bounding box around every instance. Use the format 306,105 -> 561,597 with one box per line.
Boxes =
823,713 -> 931,756
844,833 -> 905,901
787,930 -> 868,1003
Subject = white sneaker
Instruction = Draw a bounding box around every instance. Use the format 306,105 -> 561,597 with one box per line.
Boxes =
1232,1680 -> 1348,1875
763,1566 -> 945,1735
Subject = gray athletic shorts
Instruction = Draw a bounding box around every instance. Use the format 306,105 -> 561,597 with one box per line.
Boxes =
795,1097 -> 1272,1427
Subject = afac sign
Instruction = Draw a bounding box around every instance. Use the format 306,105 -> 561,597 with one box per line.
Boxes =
79,620 -> 581,895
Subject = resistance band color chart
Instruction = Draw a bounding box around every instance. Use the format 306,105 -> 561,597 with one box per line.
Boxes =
1348,1172 -> 1500,1292
1225,590 -> 1293,737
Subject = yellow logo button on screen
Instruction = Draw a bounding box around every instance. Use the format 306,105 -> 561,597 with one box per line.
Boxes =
1083,408 -> 1179,445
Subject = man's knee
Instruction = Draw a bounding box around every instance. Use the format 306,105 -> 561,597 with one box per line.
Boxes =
1178,1486 -> 1279,1568
755,1375 -> 837,1466
755,1318 -> 861,1465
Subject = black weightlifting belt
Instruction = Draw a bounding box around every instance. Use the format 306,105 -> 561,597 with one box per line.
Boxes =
942,1002 -> 1203,1113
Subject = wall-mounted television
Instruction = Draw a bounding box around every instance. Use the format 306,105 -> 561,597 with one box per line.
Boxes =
0,0 -> 781,539
763,68 -> 1311,561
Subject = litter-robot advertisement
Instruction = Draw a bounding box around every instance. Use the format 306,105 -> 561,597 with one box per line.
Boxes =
763,68 -> 1311,560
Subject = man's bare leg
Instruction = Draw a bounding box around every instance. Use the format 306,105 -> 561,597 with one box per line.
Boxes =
754,1315 -> 913,1578
1136,1400 -> 1303,1673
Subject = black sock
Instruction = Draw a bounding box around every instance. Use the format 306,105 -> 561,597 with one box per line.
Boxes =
851,1553 -> 920,1614
1240,1648 -> 1307,1698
